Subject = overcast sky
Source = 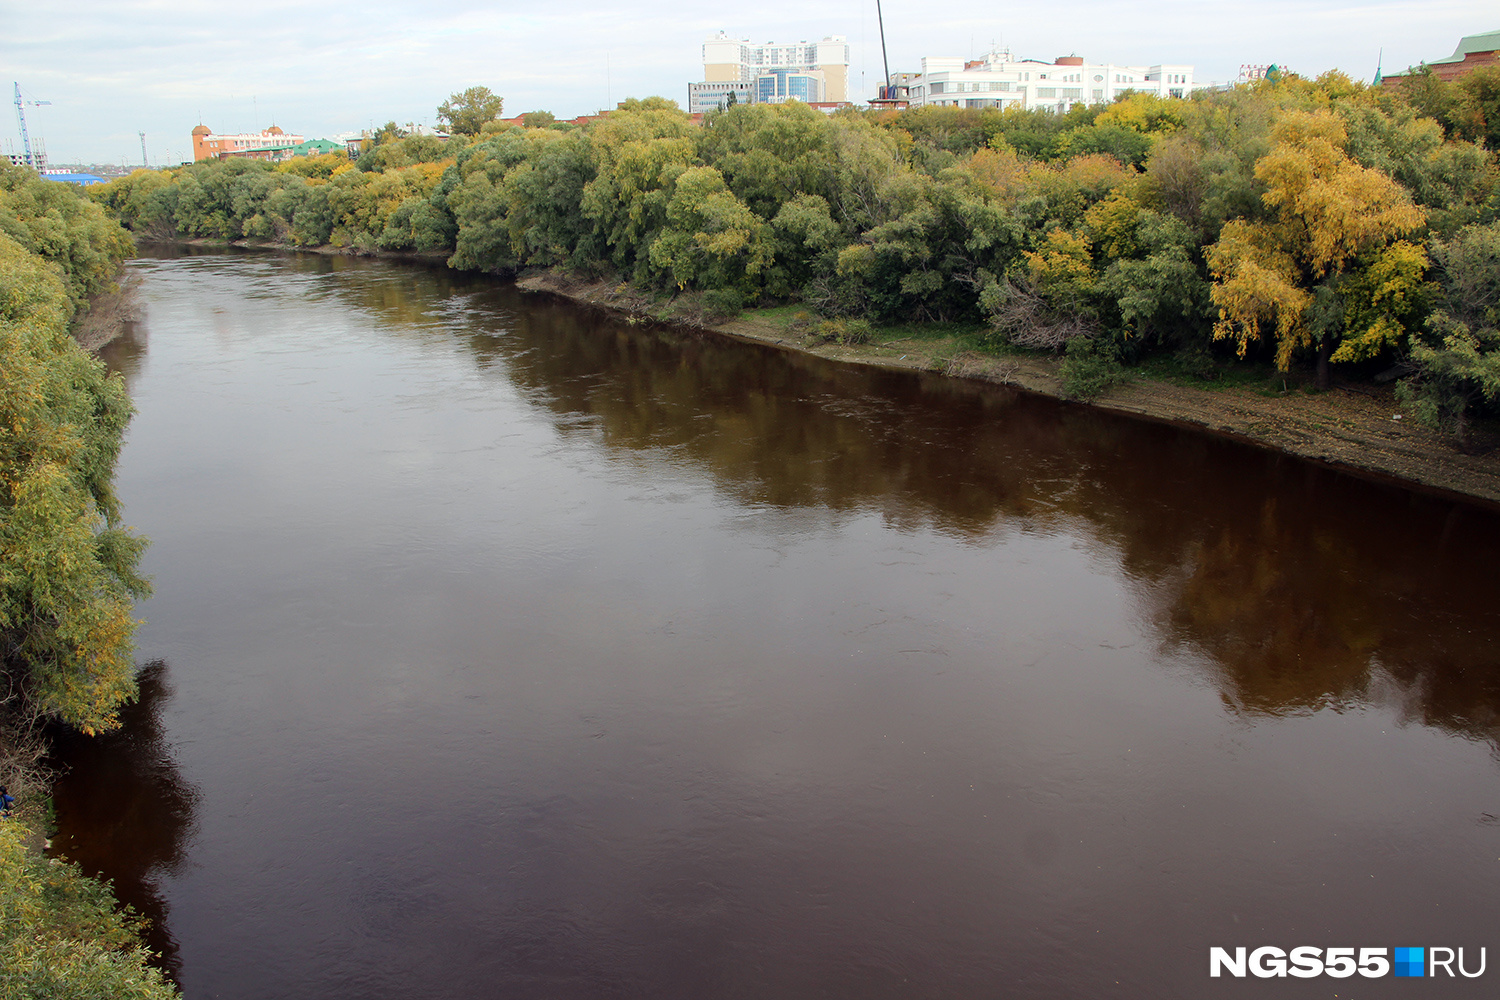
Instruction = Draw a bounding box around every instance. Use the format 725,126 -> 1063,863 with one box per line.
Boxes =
2,0 -> 1494,165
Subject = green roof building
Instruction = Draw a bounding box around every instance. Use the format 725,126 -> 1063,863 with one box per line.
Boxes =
289,139 -> 345,157
1383,29 -> 1500,85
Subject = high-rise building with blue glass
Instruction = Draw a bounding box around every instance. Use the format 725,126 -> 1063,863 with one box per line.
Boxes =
689,33 -> 850,114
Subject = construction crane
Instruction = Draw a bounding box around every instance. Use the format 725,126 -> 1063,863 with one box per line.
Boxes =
875,0 -> 892,99
12,82 -> 51,169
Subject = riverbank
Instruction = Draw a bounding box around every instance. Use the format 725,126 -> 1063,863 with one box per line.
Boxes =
122,243 -> 1500,507
516,271 -> 1500,509
73,272 -> 144,352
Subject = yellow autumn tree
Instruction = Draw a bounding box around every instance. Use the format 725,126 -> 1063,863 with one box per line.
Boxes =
1206,109 -> 1427,385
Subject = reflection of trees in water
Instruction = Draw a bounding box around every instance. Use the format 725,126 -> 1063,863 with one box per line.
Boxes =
126,250 -> 1500,745
489,297 -> 1088,537
1147,491 -> 1500,743
97,315 -> 149,389
477,288 -> 1500,748
48,661 -> 199,982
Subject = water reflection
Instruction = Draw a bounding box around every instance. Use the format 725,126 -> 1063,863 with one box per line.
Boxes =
485,306 -> 1500,756
129,249 -> 1500,750
90,250 -> 1500,998
97,315 -> 149,389
48,661 -> 199,980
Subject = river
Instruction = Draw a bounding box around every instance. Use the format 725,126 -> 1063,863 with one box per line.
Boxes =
49,247 -> 1500,998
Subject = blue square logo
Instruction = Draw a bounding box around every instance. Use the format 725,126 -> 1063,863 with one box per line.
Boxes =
1394,947 -> 1424,977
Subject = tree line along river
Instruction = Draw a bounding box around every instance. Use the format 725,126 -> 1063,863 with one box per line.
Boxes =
50,246 -> 1500,999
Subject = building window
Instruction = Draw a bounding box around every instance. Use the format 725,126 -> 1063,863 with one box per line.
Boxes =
1092,89 -> 1104,101
1037,87 -> 1056,98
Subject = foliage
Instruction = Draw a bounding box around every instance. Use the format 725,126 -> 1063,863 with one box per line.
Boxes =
1392,65 -> 1500,151
1093,92 -> 1187,135
0,821 -> 177,1000
448,129 -> 595,270
1059,336 -> 1126,400
700,287 -> 744,319
1097,211 -> 1212,349
437,86 -> 505,136
1398,220 -> 1500,443
80,74 -> 1500,396
1,173 -> 148,734
1207,109 -> 1427,381
816,317 -> 872,345
648,165 -> 771,293
0,170 -> 166,997
2,165 -> 135,306
1398,313 -> 1500,444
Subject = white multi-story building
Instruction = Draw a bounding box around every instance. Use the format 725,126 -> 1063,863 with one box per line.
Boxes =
901,50 -> 1194,112
690,32 -> 851,114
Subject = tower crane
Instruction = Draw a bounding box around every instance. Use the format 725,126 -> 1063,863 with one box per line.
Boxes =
13,82 -> 51,169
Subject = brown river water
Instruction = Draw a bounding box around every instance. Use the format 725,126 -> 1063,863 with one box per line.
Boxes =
48,247 -> 1500,998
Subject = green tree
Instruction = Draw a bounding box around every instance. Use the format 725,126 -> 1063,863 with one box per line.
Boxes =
2,165 -> 135,304
647,165 -> 771,293
1454,66 -> 1500,151
446,128 -> 596,271
0,232 -> 148,733
1398,220 -> 1500,445
1097,212 -> 1213,350
437,86 -> 505,136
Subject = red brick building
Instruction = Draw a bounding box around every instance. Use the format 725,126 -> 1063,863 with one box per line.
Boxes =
1382,29 -> 1499,85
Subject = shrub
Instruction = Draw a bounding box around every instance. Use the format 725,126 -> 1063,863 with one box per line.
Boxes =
1059,337 -> 1126,400
701,287 -> 744,320
0,821 -> 178,999
816,317 -> 873,345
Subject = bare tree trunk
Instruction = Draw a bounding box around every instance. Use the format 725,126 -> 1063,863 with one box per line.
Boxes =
1316,335 -> 1332,390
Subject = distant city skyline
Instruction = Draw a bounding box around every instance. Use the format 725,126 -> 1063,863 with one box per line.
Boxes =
2,0 -> 1494,164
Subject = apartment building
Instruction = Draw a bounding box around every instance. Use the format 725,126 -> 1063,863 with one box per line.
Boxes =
690,32 -> 851,114
900,50 -> 1194,112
